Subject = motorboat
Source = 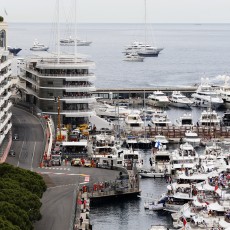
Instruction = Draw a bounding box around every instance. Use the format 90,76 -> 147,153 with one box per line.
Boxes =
7,47 -> 22,56
95,102 -> 132,119
216,77 -> 230,109
60,36 -> 92,46
191,77 -> 223,109
222,110 -> 230,126
151,145 -> 172,175
147,91 -> 170,107
183,130 -> 201,148
169,91 -> 193,108
153,134 -> 169,147
124,42 -> 163,57
171,142 -> 199,176
123,112 -> 144,132
149,111 -> 172,128
30,40 -> 49,51
198,109 -> 221,126
123,52 -> 144,62
139,169 -> 166,178
176,113 -> 194,127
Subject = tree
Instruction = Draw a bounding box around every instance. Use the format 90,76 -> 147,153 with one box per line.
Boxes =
0,189 -> 42,221
0,16 -> 4,22
0,202 -> 32,230
0,216 -> 20,230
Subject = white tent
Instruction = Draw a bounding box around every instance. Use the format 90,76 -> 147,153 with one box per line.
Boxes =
207,202 -> 225,212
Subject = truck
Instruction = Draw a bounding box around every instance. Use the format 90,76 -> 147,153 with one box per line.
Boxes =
50,154 -> 62,166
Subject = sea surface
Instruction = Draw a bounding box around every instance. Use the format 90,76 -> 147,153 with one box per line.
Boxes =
7,23 -> 230,229
8,23 -> 230,89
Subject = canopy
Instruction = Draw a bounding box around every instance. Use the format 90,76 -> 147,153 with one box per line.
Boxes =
62,141 -> 87,146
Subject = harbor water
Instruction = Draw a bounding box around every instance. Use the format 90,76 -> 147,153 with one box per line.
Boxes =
7,23 -> 230,229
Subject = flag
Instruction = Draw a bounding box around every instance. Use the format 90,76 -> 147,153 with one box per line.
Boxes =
182,217 -> 187,226
155,141 -> 161,149
4,9 -> 8,16
215,185 -> 218,191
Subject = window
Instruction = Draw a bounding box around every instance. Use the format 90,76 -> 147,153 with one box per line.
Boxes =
47,81 -> 53,85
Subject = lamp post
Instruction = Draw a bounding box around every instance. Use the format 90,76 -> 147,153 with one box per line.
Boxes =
54,96 -> 62,141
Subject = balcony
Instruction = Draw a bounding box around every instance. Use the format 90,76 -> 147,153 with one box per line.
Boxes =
4,123 -> 12,135
0,59 -> 11,70
0,87 -> 5,96
17,82 -> 39,98
0,112 -> 12,131
62,109 -> 96,118
63,96 -> 96,104
3,81 -> 11,91
0,111 -> 4,120
3,70 -> 12,78
0,75 -> 4,84
3,102 -> 13,113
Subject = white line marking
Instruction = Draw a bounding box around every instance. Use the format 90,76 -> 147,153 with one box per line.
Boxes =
17,140 -> 25,167
31,141 -> 37,171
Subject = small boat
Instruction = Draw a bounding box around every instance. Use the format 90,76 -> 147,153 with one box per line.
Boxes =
7,47 -> 22,56
123,52 -> 144,62
183,130 -> 201,148
60,36 -> 92,46
139,169 -> 166,178
30,40 -> 49,51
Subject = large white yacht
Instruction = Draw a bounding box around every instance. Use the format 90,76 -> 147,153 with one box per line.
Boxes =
217,78 -> 230,109
124,41 -> 163,57
169,91 -> 193,108
198,109 -> 221,126
0,18 -> 13,163
30,39 -> 49,51
191,77 -> 223,109
176,113 -> 194,127
147,91 -> 170,107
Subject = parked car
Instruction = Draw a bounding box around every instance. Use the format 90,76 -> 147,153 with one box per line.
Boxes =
13,134 -> 19,140
9,149 -> 16,157
71,158 -> 82,166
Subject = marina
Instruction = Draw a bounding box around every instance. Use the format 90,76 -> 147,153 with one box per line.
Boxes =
2,5 -> 230,230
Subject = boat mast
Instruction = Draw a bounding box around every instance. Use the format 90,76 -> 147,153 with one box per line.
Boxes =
74,0 -> 78,59
57,0 -> 60,63
144,0 -> 147,49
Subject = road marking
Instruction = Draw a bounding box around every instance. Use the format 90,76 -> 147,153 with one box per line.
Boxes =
38,171 -> 89,176
17,140 -> 25,167
38,167 -> 71,171
31,141 -> 36,171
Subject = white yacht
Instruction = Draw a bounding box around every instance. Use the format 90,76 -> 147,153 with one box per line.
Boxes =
95,102 -> 131,119
169,91 -> 193,108
124,41 -> 163,57
152,146 -> 171,175
147,91 -> 170,107
123,52 -> 144,62
191,77 -> 223,109
123,112 -> 144,132
30,40 -> 49,51
217,78 -> 230,109
149,111 -> 172,127
0,19 -> 13,163
176,113 -> 194,127
198,109 -> 221,126
60,36 -> 92,46
183,130 -> 201,148
171,143 -> 198,176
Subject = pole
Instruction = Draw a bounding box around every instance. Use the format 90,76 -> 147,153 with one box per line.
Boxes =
58,96 -> 61,140
57,0 -> 60,63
